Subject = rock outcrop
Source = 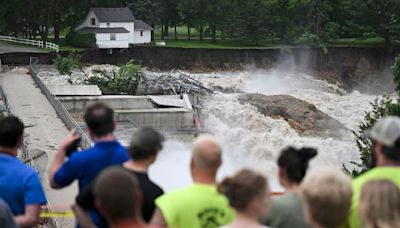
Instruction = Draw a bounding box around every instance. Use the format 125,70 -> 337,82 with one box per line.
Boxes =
238,93 -> 348,138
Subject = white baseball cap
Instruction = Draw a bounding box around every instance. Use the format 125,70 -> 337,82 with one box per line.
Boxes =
364,116 -> 400,147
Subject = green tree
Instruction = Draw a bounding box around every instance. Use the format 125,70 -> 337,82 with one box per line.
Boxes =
352,0 -> 400,44
177,0 -> 196,40
127,0 -> 162,40
159,0 -> 181,40
221,0 -> 273,45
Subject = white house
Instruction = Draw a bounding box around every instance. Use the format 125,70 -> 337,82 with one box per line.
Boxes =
75,8 -> 152,49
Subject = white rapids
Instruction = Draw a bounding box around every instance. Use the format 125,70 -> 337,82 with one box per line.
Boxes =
146,68 -> 389,192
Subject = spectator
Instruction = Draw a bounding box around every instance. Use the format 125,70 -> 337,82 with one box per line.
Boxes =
349,116 -> 400,228
93,167 -> 156,228
49,103 -> 129,226
151,135 -> 235,228
75,127 -> 165,227
265,147 -> 317,228
0,116 -> 47,227
218,169 -> 271,228
301,168 -> 352,228
0,198 -> 17,228
359,179 -> 400,228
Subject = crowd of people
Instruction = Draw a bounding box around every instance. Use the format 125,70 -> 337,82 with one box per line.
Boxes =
0,102 -> 400,228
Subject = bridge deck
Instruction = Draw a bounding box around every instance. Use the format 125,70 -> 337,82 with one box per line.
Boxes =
0,71 -> 77,226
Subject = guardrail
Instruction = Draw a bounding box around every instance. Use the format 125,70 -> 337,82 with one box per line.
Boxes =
0,85 -> 59,227
29,57 -> 92,149
0,36 -> 59,53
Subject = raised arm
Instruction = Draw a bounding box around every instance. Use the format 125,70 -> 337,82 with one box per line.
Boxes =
49,129 -> 80,189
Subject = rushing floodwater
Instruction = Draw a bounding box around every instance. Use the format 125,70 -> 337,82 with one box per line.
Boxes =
116,69 -> 389,192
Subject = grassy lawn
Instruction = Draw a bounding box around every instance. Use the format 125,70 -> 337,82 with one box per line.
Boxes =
158,37 -> 391,49
153,39 -> 287,49
330,37 -> 387,46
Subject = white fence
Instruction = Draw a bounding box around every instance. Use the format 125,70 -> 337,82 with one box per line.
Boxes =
0,35 -> 59,53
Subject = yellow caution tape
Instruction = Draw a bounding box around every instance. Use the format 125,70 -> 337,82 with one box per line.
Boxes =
40,210 -> 75,218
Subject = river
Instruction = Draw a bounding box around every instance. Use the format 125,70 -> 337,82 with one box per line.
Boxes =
114,67 -> 389,193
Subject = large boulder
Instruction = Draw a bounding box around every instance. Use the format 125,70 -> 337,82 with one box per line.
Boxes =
238,94 -> 348,138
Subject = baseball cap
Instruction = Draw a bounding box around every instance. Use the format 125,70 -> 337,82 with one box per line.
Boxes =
364,116 -> 400,147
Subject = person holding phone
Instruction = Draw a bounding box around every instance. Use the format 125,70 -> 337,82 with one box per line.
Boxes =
49,103 -> 129,227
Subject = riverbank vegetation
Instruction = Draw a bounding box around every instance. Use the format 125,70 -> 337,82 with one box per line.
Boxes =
346,55 -> 400,176
87,60 -> 142,95
54,53 -> 142,94
1,0 -> 400,49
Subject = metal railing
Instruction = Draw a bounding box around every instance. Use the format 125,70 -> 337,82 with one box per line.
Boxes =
0,86 -> 10,116
0,84 -> 59,227
29,57 -> 92,149
0,35 -> 59,53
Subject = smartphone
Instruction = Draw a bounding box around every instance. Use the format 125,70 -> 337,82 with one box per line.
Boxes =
65,130 -> 82,157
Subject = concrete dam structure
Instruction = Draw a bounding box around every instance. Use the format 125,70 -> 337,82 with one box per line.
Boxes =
58,95 -> 196,131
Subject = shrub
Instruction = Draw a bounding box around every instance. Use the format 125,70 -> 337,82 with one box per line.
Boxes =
53,53 -> 84,75
65,31 -> 96,48
296,31 -> 325,47
345,54 -> 400,176
392,55 -> 400,93
324,22 -> 340,40
86,60 -> 142,95
362,32 -> 380,39
344,97 -> 400,176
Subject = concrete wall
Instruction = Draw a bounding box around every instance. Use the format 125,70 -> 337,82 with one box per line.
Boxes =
59,95 -> 155,111
48,85 -> 102,96
115,109 -> 194,130
58,95 -> 195,130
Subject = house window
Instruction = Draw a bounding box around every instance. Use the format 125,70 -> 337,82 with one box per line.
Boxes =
107,23 -> 110,27
140,30 -> 143,37
90,18 -> 96,26
110,33 -> 116,40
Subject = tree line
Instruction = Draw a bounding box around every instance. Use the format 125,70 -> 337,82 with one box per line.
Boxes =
1,0 -> 400,46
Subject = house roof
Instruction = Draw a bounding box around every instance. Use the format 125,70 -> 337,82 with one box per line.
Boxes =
91,8 -> 135,22
76,27 -> 130,33
134,20 -> 153,30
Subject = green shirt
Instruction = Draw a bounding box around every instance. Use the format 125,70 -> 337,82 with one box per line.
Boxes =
349,167 -> 400,228
155,183 -> 235,228
265,192 -> 309,228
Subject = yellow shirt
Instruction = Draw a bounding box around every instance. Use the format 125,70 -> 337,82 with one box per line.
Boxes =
155,184 -> 235,228
348,167 -> 400,228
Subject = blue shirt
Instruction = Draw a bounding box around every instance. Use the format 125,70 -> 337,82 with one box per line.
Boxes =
54,140 -> 129,227
54,140 -> 129,190
0,154 -> 47,215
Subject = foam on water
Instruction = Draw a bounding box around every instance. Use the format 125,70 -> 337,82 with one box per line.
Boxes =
125,69 -> 385,192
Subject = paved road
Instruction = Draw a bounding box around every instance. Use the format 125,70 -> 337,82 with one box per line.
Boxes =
0,70 -> 77,226
0,41 -> 45,54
